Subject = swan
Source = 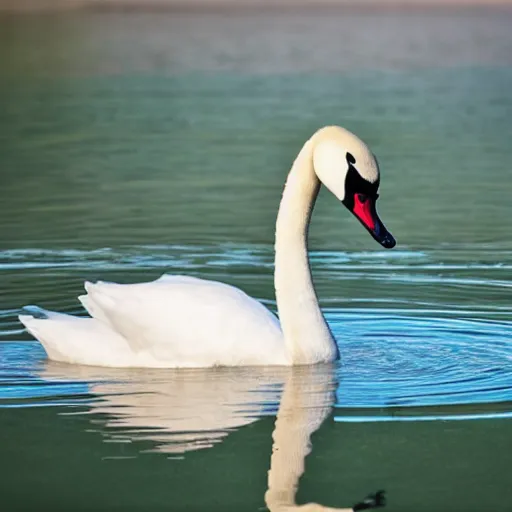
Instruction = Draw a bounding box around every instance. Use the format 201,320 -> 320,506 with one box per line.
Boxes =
19,125 -> 395,368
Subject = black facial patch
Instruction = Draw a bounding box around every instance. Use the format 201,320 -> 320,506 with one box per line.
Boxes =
342,154 -> 380,209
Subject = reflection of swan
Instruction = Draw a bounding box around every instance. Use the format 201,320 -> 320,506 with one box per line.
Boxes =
20,125 -> 395,368
41,362 -> 385,509
41,362 -> 289,454
265,366 -> 385,512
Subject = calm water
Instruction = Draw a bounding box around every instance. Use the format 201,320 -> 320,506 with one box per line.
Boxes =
1,6 -> 512,511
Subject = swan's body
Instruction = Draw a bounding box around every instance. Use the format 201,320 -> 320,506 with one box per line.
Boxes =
19,125 -> 395,368
23,276 -> 285,367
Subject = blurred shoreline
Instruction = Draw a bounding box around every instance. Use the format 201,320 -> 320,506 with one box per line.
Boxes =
2,0 -> 512,14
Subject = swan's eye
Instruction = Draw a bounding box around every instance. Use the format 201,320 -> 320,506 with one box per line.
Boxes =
346,152 -> 356,165
344,163 -> 379,199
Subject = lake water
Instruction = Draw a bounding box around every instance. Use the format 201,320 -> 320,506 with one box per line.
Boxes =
1,5 -> 512,511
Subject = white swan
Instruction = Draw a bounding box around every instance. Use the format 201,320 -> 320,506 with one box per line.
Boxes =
19,125 -> 395,368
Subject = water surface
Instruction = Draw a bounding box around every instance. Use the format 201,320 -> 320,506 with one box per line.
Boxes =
1,6 -> 512,511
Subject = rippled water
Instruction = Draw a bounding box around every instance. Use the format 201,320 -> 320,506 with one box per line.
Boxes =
1,6 -> 512,511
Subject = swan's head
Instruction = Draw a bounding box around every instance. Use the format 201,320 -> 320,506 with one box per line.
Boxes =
312,126 -> 396,249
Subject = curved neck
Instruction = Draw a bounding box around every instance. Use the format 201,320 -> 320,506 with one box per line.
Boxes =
274,139 -> 338,365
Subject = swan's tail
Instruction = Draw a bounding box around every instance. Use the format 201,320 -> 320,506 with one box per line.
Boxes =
19,306 -> 82,363
19,305 -> 133,367
19,305 -> 70,342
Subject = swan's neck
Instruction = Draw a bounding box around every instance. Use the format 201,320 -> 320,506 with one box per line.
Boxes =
274,139 -> 338,365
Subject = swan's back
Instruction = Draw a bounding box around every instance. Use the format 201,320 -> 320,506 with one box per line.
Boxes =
84,275 -> 286,366
21,274 -> 287,368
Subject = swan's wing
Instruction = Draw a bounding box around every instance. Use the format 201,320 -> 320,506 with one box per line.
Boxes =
18,309 -> 137,367
78,293 -> 114,330
80,274 -> 287,367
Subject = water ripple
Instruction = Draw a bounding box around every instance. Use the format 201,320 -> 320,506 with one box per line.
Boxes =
0,313 -> 510,413
2,243 -> 512,273
0,243 -> 511,451
332,313 -> 512,408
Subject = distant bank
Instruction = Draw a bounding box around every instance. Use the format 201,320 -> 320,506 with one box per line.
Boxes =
2,0 -> 512,13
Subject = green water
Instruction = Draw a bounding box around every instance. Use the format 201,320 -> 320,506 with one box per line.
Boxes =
1,7 -> 512,511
